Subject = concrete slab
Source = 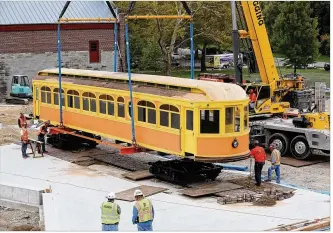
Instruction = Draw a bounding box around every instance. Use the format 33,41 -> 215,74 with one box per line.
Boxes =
0,144 -> 330,231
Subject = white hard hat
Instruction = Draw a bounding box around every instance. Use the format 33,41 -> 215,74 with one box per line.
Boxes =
107,192 -> 116,199
134,189 -> 143,197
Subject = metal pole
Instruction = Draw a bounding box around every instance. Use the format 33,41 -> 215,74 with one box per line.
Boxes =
190,22 -> 194,79
57,23 -> 63,125
231,0 -> 242,84
125,23 -> 136,144
113,8 -> 118,72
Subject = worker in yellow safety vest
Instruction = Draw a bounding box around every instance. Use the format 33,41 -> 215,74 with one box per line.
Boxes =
20,122 -> 29,159
132,189 -> 154,231
101,192 -> 121,231
266,143 -> 281,184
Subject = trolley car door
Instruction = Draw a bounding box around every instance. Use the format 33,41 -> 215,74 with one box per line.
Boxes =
34,86 -> 40,117
184,108 -> 195,154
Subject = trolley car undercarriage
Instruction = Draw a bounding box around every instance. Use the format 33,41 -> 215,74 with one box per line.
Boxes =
46,128 -> 225,184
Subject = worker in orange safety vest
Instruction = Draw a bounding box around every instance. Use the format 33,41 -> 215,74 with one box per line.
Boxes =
249,140 -> 266,186
18,113 -> 27,128
20,122 -> 29,158
248,89 -> 257,110
37,120 -> 50,154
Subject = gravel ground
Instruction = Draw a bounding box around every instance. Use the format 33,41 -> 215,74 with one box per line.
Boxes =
229,158 -> 330,192
0,206 -> 40,231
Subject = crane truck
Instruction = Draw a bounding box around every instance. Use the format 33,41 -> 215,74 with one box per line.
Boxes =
200,1 -> 330,160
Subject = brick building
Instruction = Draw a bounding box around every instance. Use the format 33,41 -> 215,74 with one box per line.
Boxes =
0,1 -> 125,101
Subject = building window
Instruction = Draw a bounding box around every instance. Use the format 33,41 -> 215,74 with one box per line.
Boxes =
89,40 -> 100,63
99,95 -> 114,116
83,92 -> 96,112
67,90 -> 80,109
41,86 -> 51,104
160,104 -> 180,129
138,101 -> 156,124
117,97 -> 125,118
53,88 -> 64,106
200,110 -> 220,134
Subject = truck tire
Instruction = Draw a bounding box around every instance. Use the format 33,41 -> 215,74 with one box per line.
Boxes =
268,133 -> 289,156
290,135 -> 311,160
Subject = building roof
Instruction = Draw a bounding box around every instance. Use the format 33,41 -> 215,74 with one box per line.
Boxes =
0,1 -> 115,25
37,68 -> 248,102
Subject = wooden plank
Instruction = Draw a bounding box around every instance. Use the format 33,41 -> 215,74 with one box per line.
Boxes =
122,170 -> 154,181
266,154 -> 327,167
181,182 -> 242,197
115,185 -> 168,202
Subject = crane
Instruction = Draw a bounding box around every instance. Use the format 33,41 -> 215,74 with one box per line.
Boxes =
232,1 -> 311,116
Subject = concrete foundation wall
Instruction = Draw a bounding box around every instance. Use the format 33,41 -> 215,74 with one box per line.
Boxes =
0,183 -> 43,209
0,51 -> 115,102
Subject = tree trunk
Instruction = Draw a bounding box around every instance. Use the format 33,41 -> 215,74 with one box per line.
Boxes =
293,64 -> 296,74
165,53 -> 172,76
201,43 -> 207,72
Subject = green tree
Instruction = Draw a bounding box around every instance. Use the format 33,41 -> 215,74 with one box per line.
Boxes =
271,2 -> 320,73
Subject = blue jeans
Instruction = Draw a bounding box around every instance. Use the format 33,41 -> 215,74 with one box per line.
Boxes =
21,142 -> 28,157
268,165 -> 280,183
102,224 -> 118,231
137,221 -> 153,231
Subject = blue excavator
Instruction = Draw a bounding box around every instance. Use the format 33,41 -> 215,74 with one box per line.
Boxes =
5,75 -> 32,105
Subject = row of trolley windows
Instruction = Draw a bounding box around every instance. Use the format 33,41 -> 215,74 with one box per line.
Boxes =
39,87 -> 180,129
40,87 -> 247,133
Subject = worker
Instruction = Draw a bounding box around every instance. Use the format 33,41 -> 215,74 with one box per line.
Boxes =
20,122 -> 29,158
18,113 -> 27,128
249,140 -> 266,186
266,144 -> 281,184
249,89 -> 257,109
132,189 -> 154,231
37,120 -> 50,153
101,192 -> 121,231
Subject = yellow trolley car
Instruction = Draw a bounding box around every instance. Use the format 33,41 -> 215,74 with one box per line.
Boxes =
33,68 -> 250,182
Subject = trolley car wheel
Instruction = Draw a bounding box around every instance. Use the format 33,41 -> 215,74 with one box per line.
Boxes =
268,133 -> 289,156
290,135 -> 311,160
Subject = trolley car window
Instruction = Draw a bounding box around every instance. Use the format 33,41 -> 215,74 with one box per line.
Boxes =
117,97 -> 125,118
53,88 -> 64,106
186,110 -> 193,131
235,107 -> 240,132
138,101 -> 156,124
41,86 -> 51,104
200,110 -> 220,134
244,106 -> 248,130
160,104 -> 180,129
67,90 -> 80,109
99,95 -> 114,116
225,107 -> 234,133
83,92 -> 96,112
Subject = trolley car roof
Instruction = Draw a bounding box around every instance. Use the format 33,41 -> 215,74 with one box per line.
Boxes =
37,68 -> 247,102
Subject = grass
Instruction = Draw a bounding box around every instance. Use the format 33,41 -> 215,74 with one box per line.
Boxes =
135,67 -> 331,88
273,53 -> 330,63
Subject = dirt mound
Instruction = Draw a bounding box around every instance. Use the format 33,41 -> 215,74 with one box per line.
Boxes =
253,194 -> 276,206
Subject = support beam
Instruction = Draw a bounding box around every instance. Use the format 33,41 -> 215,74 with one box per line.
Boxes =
58,18 -> 117,23
190,22 -> 194,79
113,8 -> 119,72
125,23 -> 137,144
57,24 -> 63,125
105,1 -> 117,18
58,1 -> 71,20
231,0 -> 242,84
127,15 -> 192,20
